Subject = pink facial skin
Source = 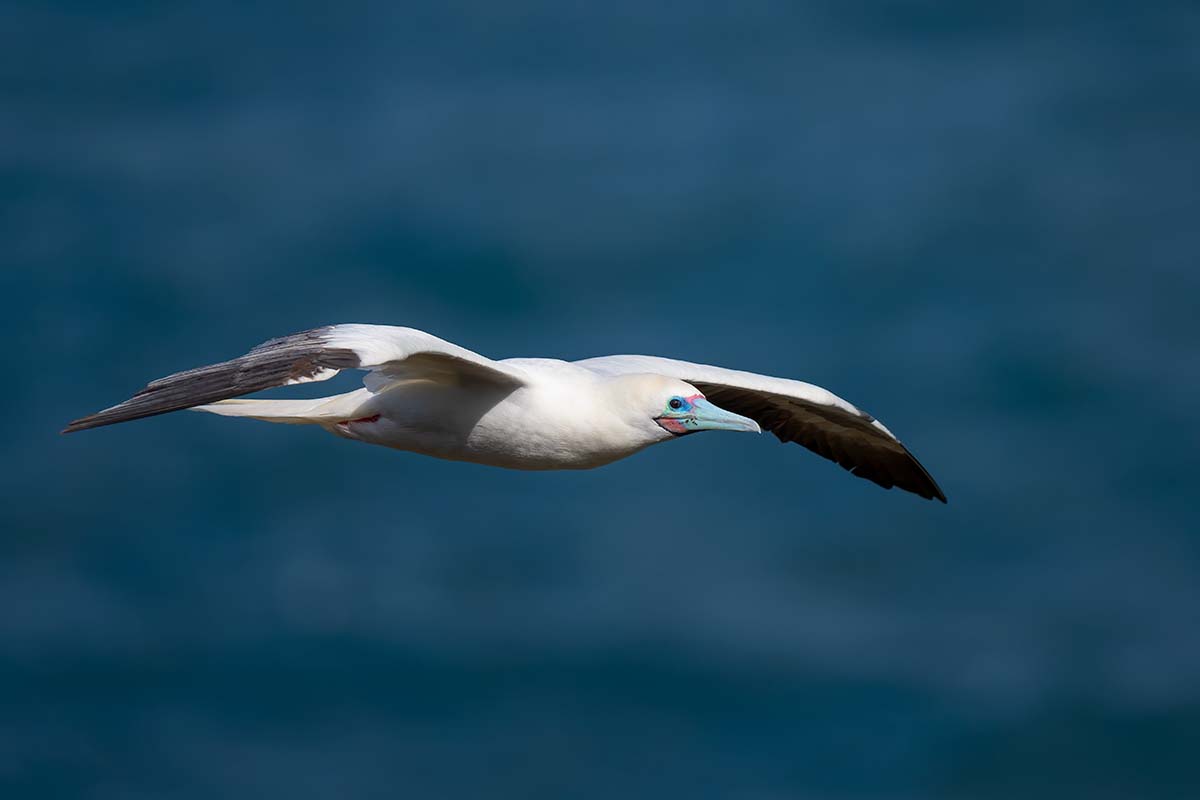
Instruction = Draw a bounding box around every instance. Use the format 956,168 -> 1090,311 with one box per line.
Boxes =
337,413 -> 381,428
655,393 -> 706,435
657,417 -> 691,435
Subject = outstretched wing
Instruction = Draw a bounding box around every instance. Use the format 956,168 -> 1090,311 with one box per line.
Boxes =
63,324 -> 525,433
577,354 -> 946,502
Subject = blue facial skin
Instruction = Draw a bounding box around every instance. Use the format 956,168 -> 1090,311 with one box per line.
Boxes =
655,395 -> 761,435
668,395 -> 696,414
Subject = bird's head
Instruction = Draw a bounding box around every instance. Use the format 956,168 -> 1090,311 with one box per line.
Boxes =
609,374 -> 761,440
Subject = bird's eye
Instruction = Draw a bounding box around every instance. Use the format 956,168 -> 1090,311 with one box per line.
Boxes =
668,397 -> 683,410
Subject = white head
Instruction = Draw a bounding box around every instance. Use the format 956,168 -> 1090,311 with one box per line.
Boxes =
604,374 -> 761,446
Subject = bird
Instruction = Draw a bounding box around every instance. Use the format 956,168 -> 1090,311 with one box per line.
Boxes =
62,324 -> 946,502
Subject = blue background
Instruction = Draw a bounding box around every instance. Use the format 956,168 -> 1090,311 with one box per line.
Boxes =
4,2 -> 1199,798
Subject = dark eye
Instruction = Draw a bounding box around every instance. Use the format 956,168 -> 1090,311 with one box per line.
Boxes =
668,397 -> 683,410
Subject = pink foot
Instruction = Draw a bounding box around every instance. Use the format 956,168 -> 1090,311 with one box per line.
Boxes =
337,413 -> 380,428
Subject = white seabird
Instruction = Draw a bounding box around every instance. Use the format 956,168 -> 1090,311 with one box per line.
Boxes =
63,324 -> 946,502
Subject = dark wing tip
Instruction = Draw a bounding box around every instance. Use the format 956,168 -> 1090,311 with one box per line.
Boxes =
898,446 -> 948,503
697,382 -> 948,504
797,411 -> 948,504
59,327 -> 359,435
62,412 -> 109,434
842,447 -> 946,503
60,401 -> 178,434
61,411 -> 145,434
911,482 -> 948,504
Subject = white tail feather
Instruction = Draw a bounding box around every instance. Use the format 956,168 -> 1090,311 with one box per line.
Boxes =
191,389 -> 372,424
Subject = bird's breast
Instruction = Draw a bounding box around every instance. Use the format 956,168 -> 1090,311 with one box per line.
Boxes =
463,392 -> 644,470
354,381 -> 647,471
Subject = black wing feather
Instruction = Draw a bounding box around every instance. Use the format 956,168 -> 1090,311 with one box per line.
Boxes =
62,328 -> 360,433
695,382 -> 947,503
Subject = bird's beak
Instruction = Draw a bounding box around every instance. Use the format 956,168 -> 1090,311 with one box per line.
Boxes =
690,398 -> 761,433
656,398 -> 761,435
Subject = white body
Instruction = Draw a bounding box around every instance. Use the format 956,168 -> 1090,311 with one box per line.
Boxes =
304,360 -> 675,470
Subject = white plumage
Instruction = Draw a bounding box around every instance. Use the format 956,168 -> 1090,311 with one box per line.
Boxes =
64,324 -> 945,501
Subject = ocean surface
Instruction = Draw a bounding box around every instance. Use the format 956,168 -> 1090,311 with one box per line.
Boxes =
3,3 -> 1199,798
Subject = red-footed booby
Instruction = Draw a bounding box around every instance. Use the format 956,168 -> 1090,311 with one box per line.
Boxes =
63,324 -> 946,502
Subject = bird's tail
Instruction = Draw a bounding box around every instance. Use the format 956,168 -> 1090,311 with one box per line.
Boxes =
190,389 -> 371,425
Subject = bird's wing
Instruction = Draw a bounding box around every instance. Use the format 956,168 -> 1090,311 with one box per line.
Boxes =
63,324 -> 525,433
576,355 -> 946,502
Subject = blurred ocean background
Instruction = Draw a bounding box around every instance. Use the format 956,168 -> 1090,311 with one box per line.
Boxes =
3,2 -> 1199,798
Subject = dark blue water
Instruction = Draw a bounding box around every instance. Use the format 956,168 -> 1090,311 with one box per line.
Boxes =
4,3 -> 1199,798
